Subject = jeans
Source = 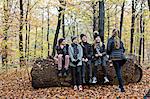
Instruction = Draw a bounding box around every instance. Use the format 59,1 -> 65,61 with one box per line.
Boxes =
82,60 -> 92,79
113,60 -> 124,89
71,66 -> 82,85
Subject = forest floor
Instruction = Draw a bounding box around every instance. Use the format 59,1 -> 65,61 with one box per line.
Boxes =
0,64 -> 150,99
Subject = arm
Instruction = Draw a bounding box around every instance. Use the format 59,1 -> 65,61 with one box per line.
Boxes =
78,45 -> 83,61
107,39 -> 112,55
68,45 -> 76,62
121,41 -> 125,53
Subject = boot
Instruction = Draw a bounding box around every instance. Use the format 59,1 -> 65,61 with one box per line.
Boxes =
63,68 -> 68,77
82,78 -> 86,84
89,77 -> 92,83
58,70 -> 62,77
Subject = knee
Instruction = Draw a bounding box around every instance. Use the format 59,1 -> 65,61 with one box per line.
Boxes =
65,55 -> 69,59
58,54 -> 63,59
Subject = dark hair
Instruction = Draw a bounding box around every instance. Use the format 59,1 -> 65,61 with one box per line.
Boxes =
58,38 -> 65,46
112,29 -> 119,37
80,34 -> 86,39
71,36 -> 77,42
93,31 -> 100,39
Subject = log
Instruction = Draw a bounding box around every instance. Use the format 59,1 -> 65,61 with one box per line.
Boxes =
31,55 -> 143,88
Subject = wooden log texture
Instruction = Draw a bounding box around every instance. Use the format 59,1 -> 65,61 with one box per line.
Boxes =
31,55 -> 142,88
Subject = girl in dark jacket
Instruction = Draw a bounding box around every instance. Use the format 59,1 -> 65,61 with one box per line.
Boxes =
107,29 -> 126,92
54,38 -> 70,77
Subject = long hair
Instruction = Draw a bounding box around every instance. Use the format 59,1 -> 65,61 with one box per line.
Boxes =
112,29 -> 120,49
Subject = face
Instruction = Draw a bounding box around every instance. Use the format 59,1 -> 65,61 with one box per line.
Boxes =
82,36 -> 87,42
61,40 -> 66,45
73,37 -> 78,44
95,36 -> 100,43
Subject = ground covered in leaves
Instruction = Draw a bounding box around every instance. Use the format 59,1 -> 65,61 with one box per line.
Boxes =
0,66 -> 149,99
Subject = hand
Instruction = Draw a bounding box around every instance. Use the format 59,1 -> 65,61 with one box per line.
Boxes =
98,53 -> 102,57
82,58 -> 85,62
95,54 -> 99,57
76,59 -> 80,64
85,58 -> 88,62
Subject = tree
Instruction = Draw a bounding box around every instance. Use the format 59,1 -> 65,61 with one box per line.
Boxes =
130,0 -> 136,53
52,0 -> 64,56
99,0 -> 105,43
47,6 -> 50,57
119,0 -> 125,39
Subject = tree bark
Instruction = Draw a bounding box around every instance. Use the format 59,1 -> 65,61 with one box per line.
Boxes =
52,0 -> 64,56
47,7 -> 50,57
119,1 -> 125,40
34,26 -> 38,58
99,0 -> 105,43
130,0 -> 136,54
19,0 -> 24,67
31,54 -> 143,88
41,9 -> 44,58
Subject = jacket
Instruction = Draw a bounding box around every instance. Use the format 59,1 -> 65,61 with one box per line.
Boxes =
69,43 -> 83,67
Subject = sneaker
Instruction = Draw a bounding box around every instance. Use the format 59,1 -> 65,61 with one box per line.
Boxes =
118,86 -> 125,92
104,77 -> 109,83
82,78 -> 86,84
74,85 -> 78,91
89,77 -> 92,83
78,85 -> 83,91
92,77 -> 97,84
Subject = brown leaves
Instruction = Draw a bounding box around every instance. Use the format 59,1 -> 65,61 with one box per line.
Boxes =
0,67 -> 150,98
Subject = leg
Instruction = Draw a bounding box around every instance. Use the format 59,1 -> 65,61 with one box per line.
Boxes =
113,60 -> 124,91
64,55 -> 70,69
76,66 -> 82,85
87,60 -> 92,83
58,54 -> 63,70
82,62 -> 86,83
71,67 -> 77,86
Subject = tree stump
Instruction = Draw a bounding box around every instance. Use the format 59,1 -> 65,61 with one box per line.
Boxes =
31,55 -> 142,88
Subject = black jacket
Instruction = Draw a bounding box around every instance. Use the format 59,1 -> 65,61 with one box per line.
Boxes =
56,44 -> 69,55
80,42 -> 93,60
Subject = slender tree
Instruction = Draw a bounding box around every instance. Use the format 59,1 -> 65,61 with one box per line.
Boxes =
130,0 -> 136,53
47,6 -> 50,57
119,0 -> 125,39
34,26 -> 38,58
99,0 -> 105,43
41,8 -> 44,58
19,0 -> 24,67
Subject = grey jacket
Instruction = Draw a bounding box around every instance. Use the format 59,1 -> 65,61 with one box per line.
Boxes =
68,44 -> 83,67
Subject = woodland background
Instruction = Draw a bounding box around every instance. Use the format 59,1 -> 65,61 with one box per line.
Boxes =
0,0 -> 150,98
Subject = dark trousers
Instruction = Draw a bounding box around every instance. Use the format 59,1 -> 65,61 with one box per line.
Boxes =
82,60 -> 92,79
113,60 -> 124,89
93,59 -> 108,78
71,66 -> 82,85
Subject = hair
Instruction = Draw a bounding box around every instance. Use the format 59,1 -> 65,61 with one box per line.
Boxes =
112,29 -> 120,49
58,38 -> 65,46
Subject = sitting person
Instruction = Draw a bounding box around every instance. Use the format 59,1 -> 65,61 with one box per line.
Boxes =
69,36 -> 83,91
107,29 -> 126,92
54,38 -> 69,77
92,32 -> 109,84
80,34 -> 93,84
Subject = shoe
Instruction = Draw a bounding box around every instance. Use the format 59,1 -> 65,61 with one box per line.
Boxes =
118,86 -> 125,92
82,78 -> 86,84
104,77 -> 109,83
78,85 -> 83,91
58,70 -> 62,77
89,77 -> 92,83
74,85 -> 78,91
92,77 -> 97,84
63,69 -> 68,77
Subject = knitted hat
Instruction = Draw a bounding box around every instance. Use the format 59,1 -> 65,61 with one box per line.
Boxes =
80,34 -> 86,39
71,36 -> 77,42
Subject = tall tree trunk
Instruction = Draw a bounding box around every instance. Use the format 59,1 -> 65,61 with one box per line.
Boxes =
148,0 -> 150,11
99,0 -> 105,43
2,0 -> 9,70
41,9 -> 44,58
25,0 -> 30,62
130,0 -> 136,54
92,2 -> 96,33
47,7 -> 50,57
142,20 -> 145,63
34,26 -> 38,58
107,6 -> 110,40
138,3 -> 143,64
19,0 -> 24,67
62,13 -> 65,38
27,19 -> 31,61
119,0 -> 125,39
52,4 -> 63,56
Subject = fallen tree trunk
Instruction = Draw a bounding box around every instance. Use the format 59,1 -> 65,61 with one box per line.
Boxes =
31,55 -> 142,88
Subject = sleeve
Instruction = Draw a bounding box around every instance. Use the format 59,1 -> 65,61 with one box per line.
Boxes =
107,39 -> 112,55
78,45 -> 83,61
68,45 -> 76,62
87,44 -> 93,59
121,41 -> 125,53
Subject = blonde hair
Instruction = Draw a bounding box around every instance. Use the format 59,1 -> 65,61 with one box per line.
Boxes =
112,29 -> 120,49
